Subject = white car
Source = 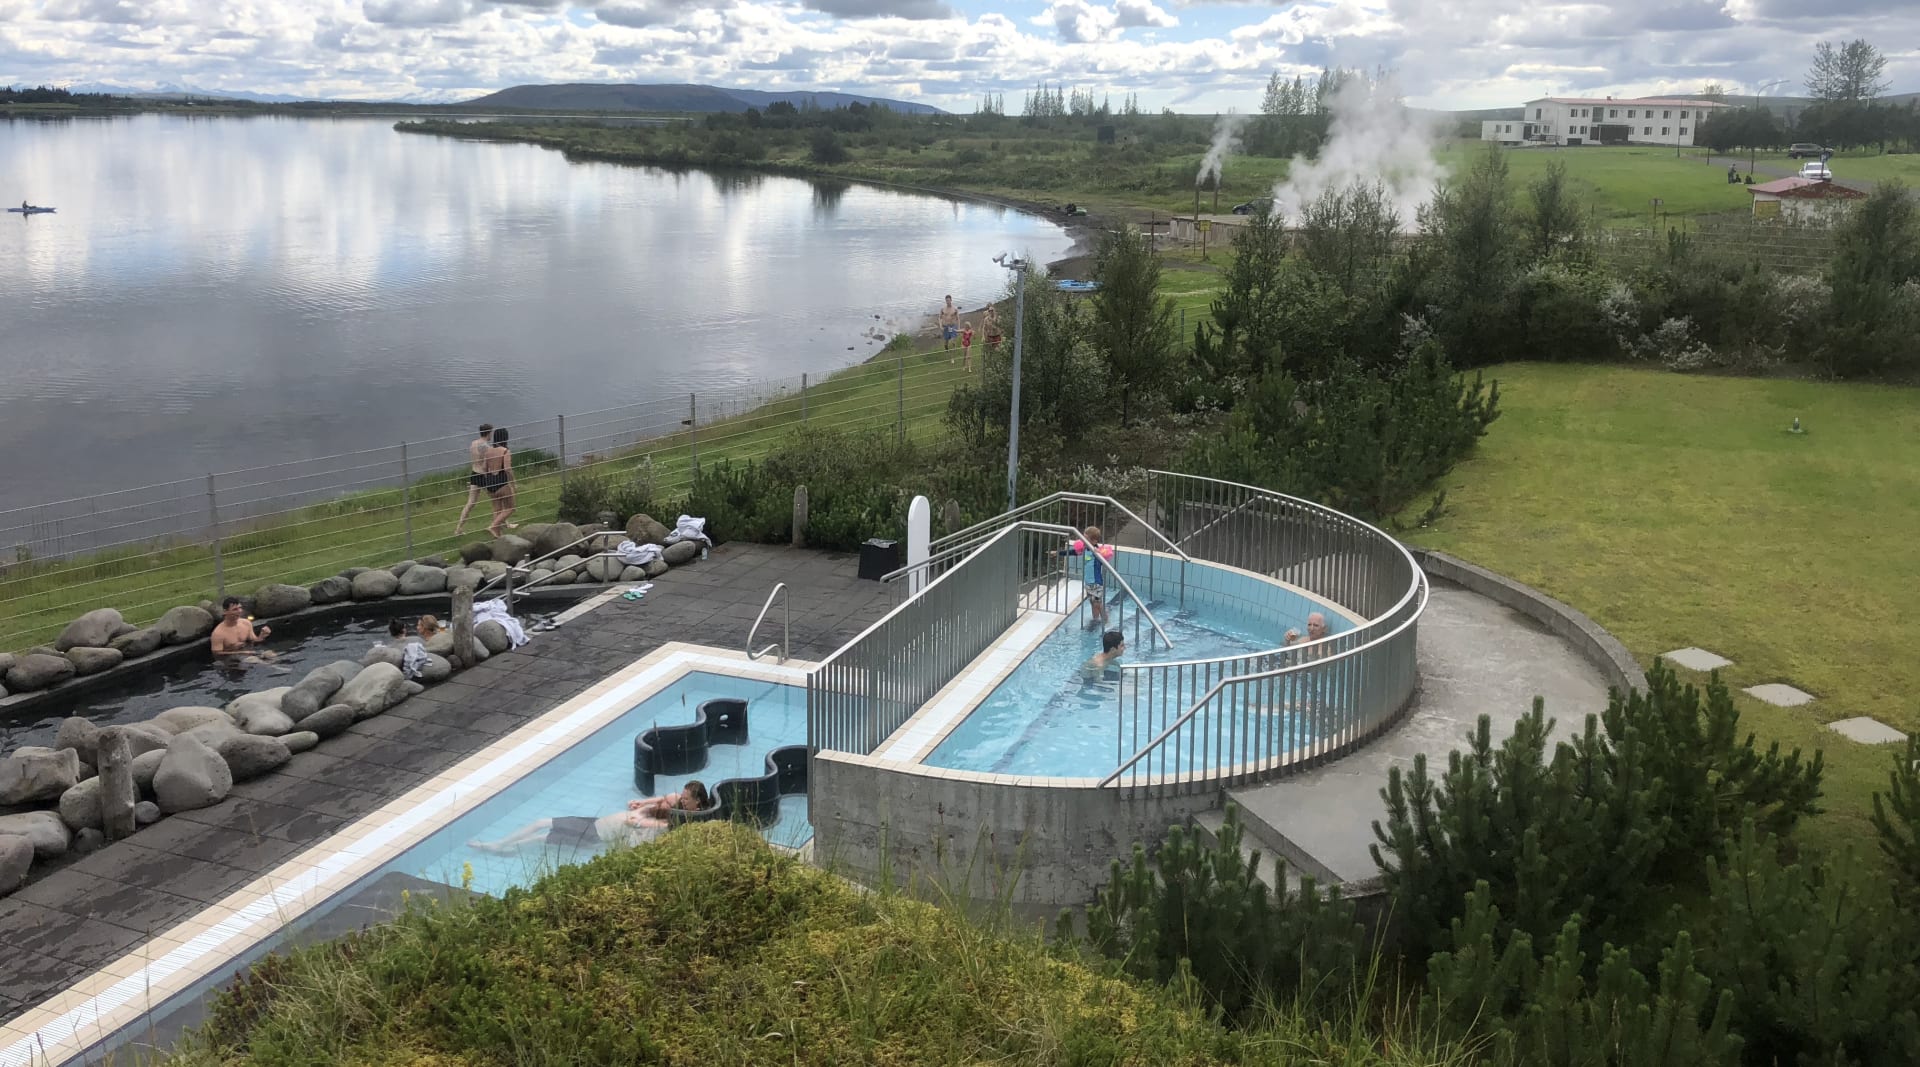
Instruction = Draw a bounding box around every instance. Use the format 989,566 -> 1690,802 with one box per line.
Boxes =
1800,161 -> 1833,181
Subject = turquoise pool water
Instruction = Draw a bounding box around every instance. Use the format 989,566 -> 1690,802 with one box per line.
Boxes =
377,670 -> 809,896
923,599 -> 1338,778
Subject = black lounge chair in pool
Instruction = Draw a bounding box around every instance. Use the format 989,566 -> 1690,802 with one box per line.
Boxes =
633,698 -> 809,827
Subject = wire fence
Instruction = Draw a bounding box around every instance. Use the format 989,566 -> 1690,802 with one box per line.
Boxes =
1591,215 -> 1840,273
0,292 -> 1229,653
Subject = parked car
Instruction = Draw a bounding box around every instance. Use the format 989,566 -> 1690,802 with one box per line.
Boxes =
1800,161 -> 1833,180
1787,142 -> 1828,159
1231,197 -> 1274,216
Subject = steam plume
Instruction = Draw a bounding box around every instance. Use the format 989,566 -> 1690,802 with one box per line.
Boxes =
1268,77 -> 1444,229
1197,112 -> 1246,187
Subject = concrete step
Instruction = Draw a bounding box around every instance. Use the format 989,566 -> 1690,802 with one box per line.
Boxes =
1190,808 -> 1314,899
1219,795 -> 1347,887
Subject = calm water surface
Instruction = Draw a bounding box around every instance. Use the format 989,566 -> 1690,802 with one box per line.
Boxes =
0,114 -> 1073,514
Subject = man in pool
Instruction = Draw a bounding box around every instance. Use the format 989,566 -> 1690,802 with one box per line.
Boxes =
470,781 -> 711,854
1081,629 -> 1125,679
210,597 -> 276,660
1284,613 -> 1329,658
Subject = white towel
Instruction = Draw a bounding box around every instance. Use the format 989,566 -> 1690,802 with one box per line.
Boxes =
666,514 -> 712,547
400,641 -> 432,680
472,597 -> 531,649
615,540 -> 662,567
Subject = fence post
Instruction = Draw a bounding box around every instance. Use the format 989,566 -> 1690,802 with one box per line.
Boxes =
400,442 -> 414,557
557,414 -> 568,486
801,373 -> 808,425
689,393 -> 699,478
896,356 -> 906,446
205,473 -> 224,598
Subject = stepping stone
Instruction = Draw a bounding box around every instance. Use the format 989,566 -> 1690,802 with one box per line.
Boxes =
1744,683 -> 1815,707
1827,717 -> 1908,745
1663,647 -> 1733,671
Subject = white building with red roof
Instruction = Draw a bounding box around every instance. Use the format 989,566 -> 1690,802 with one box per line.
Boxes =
1482,96 -> 1730,147
1747,175 -> 1867,223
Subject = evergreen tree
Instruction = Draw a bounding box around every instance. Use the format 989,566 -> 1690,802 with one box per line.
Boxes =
1871,736 -> 1920,906
1089,226 -> 1177,425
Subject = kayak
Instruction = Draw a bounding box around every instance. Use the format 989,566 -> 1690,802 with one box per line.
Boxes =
6,207 -> 55,214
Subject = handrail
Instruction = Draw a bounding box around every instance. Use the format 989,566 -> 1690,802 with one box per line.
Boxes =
747,583 -> 790,663
499,550 -> 628,607
883,491 -> 1190,587
476,532 -> 601,597
1099,573 -> 1429,788
1009,520 -> 1174,652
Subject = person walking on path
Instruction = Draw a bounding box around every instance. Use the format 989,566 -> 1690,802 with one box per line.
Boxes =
983,305 -> 1002,354
453,423 -> 493,536
938,294 -> 960,352
483,426 -> 517,537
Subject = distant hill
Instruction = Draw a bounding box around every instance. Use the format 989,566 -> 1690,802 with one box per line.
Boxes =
65,81 -> 318,103
466,83 -> 943,115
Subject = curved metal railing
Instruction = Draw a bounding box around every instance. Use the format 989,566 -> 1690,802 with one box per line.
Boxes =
1101,471 -> 1427,795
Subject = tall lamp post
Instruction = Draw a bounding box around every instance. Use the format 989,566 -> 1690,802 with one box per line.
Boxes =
993,253 -> 1029,514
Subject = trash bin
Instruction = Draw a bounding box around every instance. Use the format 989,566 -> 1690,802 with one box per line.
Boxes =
858,538 -> 900,581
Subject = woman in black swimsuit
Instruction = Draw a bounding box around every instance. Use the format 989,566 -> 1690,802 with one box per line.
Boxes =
483,427 -> 516,537
470,783 -> 711,854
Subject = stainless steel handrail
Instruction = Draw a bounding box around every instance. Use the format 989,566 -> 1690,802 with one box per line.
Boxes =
747,583 -> 790,663
882,491 -> 1190,587
475,532 -> 601,597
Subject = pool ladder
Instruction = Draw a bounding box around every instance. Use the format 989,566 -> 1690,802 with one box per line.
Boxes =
747,582 -> 789,663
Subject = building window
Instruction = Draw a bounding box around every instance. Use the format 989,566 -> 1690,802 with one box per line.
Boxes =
1662,126 -> 1670,135
1609,109 -> 1618,118
1535,108 -> 1542,119
1627,109 -> 1636,118
1644,126 -> 1652,134
1679,126 -> 1688,135
1663,109 -> 1671,118
1681,110 -> 1689,118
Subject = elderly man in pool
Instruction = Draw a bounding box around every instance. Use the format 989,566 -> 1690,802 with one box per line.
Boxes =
210,596 -> 278,662
470,781 -> 712,855
1284,613 -> 1330,658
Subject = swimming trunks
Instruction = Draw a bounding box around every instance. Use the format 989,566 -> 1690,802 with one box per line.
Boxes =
546,816 -> 599,849
468,472 -> 487,489
943,325 -> 958,340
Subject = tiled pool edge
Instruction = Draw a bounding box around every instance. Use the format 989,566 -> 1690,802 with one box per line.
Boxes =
0,643 -> 812,1067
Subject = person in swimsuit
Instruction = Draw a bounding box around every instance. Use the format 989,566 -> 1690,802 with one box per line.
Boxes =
483,426 -> 517,537
1285,612 -> 1330,660
417,615 -> 443,640
470,782 -> 711,854
983,305 -> 1002,353
938,294 -> 959,352
1059,525 -> 1114,629
1081,629 -> 1125,680
210,597 -> 276,661
453,423 -> 493,536
960,320 -> 975,372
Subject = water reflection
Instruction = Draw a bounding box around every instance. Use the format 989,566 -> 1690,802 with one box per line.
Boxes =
0,114 -> 1076,511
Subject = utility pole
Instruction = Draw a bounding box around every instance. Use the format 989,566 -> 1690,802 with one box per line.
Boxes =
995,254 -> 1029,513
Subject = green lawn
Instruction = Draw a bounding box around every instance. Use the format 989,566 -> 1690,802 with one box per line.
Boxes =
1747,150 -> 1920,184
1407,363 -> 1920,857
1435,142 -> 1755,224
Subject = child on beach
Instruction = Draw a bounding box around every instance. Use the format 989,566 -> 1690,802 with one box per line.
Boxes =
960,320 -> 975,371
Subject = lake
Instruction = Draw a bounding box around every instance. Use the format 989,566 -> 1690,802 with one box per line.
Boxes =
0,114 -> 1074,524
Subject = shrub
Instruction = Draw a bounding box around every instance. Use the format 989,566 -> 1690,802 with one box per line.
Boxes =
1872,736 -> 1920,906
1513,263 -> 1617,362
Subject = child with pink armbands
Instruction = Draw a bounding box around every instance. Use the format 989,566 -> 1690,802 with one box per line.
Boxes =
1059,525 -> 1116,629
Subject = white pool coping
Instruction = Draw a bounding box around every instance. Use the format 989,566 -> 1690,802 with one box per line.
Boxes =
0,642 -> 810,1067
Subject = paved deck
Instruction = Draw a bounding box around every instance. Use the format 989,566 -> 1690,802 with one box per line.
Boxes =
1229,577 -> 1614,885
0,543 -> 893,1027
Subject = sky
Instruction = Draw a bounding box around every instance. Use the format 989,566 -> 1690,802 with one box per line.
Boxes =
2,0 -> 1917,112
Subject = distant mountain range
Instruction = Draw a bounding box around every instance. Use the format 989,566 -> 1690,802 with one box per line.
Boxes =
64,81 -> 321,103
465,83 -> 943,114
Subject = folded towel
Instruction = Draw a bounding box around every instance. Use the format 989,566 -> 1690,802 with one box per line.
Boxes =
665,515 -> 712,547
473,598 -> 531,649
400,641 -> 432,680
615,540 -> 662,567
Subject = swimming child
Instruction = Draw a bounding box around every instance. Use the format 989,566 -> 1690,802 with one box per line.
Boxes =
1059,526 -> 1115,629
960,320 -> 975,371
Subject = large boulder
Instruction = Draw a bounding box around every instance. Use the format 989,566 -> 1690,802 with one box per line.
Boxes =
553,553 -> 585,576
488,534 -> 533,566
350,569 -> 400,600
130,750 -> 166,794
472,560 -> 509,581
66,646 -> 124,676
56,777 -> 106,832
336,663 -> 409,719
419,653 -> 453,683
181,719 -> 244,749
585,555 -> 623,583
398,565 -> 447,596
662,540 -> 700,566
419,555 -> 448,569
0,812 -> 71,860
458,541 -> 492,564
152,733 -> 233,814
54,608 -> 126,652
5,653 -> 76,692
643,559 -> 670,579
54,717 -> 102,762
118,722 -> 176,759
151,706 -> 228,735
281,663 -> 353,722
625,513 -> 671,546
361,644 -> 405,668
0,748 -> 81,805
214,735 -> 291,782
531,522 -> 583,557
226,687 -> 289,718
389,560 -> 416,578
235,704 -> 294,737
281,731 -> 320,755
301,704 -> 356,740
253,583 -> 312,618
155,605 -> 217,645
134,801 -> 161,826
446,566 -> 483,592
620,565 -> 646,583
309,575 -> 353,605
339,567 -> 370,580
0,834 -> 31,896
544,569 -> 576,586
0,652 -> 11,676
474,620 -> 513,655
109,627 -> 168,659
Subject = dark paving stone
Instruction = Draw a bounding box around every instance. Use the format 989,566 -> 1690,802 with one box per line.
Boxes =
0,898 -> 152,966
67,842 -> 259,905
172,797 -> 350,843
0,945 -> 90,1006
17,869 -> 206,934
114,819 -> 306,872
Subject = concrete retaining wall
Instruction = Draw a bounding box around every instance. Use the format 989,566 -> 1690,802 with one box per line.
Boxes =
811,752 -> 1216,906
1409,548 -> 1645,696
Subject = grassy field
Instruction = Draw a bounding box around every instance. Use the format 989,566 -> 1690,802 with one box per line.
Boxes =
1406,362 -> 1920,857
1747,150 -> 1920,184
159,822 -> 1462,1067
1434,142 -> 1756,223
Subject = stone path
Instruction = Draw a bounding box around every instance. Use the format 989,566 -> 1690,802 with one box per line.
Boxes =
1226,578 -> 1613,886
1658,644 -> 1905,743
0,543 -> 893,1028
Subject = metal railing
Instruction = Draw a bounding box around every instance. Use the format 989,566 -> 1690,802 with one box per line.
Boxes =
1102,471 -> 1427,795
748,583 -> 789,663
809,522 -> 1080,756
